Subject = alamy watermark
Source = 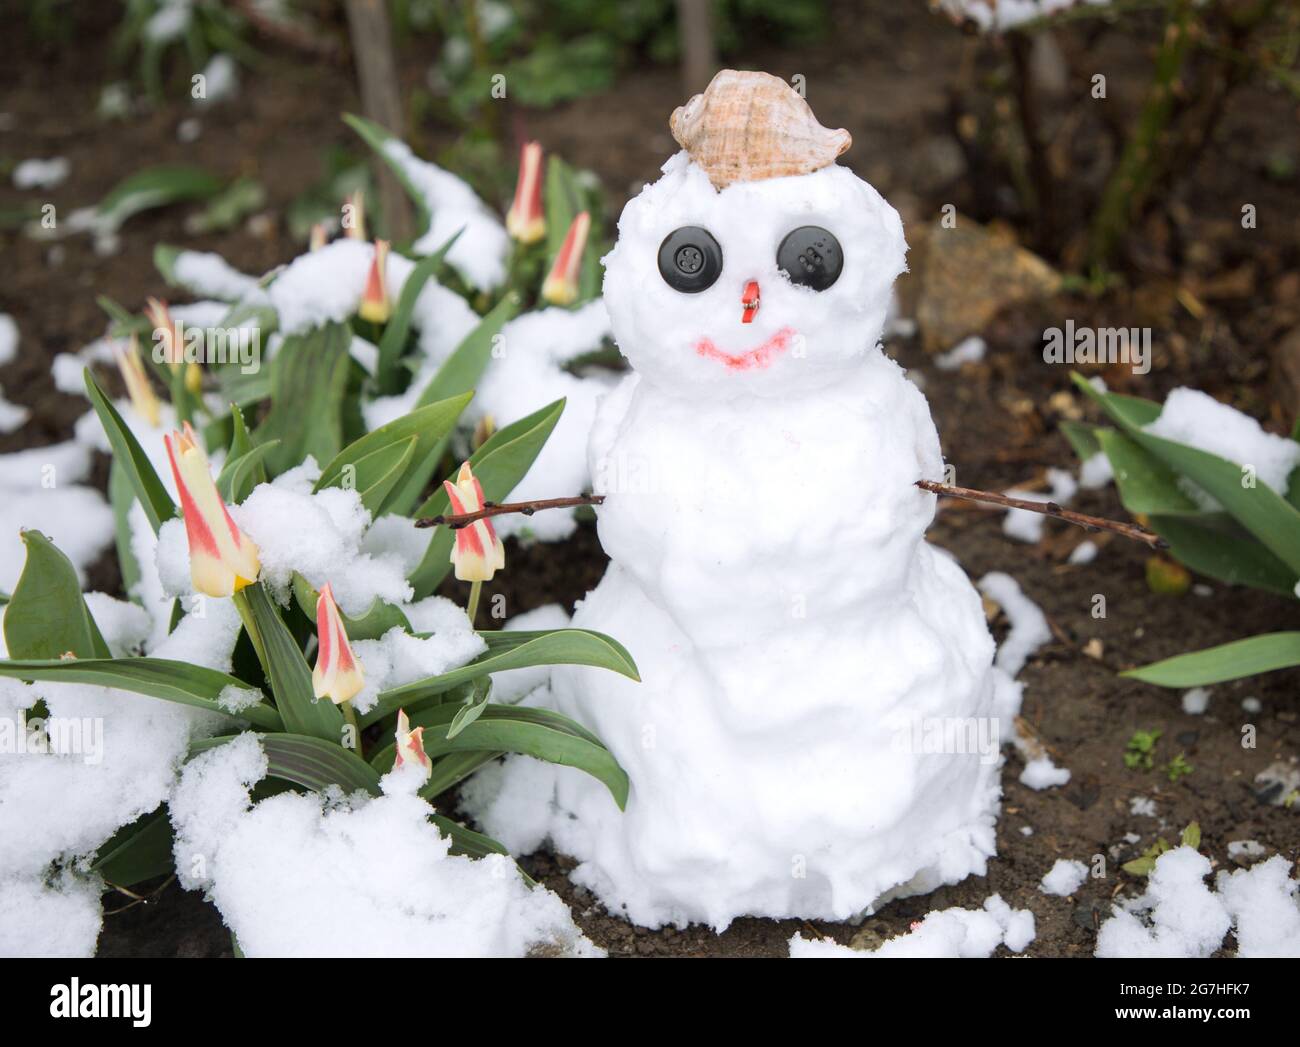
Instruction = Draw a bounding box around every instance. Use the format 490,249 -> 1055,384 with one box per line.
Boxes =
1042,320 -> 1151,375
0,714 -> 104,765
153,322 -> 261,374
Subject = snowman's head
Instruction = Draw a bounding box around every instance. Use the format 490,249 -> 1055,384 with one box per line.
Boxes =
602,71 -> 907,398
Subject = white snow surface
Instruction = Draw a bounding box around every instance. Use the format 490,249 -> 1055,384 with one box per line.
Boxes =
979,571 -> 1051,678
1096,847 -> 1300,958
1040,858 -> 1088,896
1181,687 -> 1211,715
171,249 -> 266,302
168,733 -> 601,957
380,138 -> 509,289
934,336 -> 986,371
1144,387 -> 1300,505
468,155 -> 1008,930
789,894 -> 1034,957
941,0 -> 1111,32
13,157 -> 70,190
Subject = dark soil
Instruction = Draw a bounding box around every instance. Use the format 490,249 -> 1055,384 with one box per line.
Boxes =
4,2 -> 1296,958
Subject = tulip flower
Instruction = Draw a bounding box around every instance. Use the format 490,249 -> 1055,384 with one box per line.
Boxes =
312,582 -> 365,705
344,189 -> 366,240
393,709 -> 432,783
358,239 -> 391,324
144,297 -> 183,368
506,141 -> 546,245
443,461 -> 505,583
164,422 -> 260,598
113,335 -> 160,427
184,361 -> 203,394
541,211 -> 590,307
309,222 -> 329,252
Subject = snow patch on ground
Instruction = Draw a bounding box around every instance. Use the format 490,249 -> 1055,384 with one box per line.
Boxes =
168,733 -> 602,957
1040,858 -> 1089,896
790,894 -> 1034,957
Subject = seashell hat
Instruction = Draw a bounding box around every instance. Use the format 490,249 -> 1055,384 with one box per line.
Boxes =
670,70 -> 851,191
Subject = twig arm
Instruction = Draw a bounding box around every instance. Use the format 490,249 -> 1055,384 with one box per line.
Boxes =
415,494 -> 605,530
916,479 -> 1168,550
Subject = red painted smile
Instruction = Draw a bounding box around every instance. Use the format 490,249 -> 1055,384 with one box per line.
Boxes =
695,327 -> 797,371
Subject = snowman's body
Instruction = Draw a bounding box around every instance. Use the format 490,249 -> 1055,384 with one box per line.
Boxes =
474,83 -> 1005,930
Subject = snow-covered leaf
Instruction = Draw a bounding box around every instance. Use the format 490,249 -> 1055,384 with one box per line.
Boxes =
93,165 -> 223,234
1075,373 -> 1300,578
192,732 -> 381,796
85,369 -> 176,533
369,702 -> 629,810
360,627 -> 638,727
1124,632 -> 1300,687
0,657 -> 283,729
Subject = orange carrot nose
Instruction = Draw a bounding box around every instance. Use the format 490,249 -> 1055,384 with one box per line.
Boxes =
741,280 -> 760,324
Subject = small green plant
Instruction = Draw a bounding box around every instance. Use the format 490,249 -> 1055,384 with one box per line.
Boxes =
1121,821 -> 1200,877
1165,753 -> 1194,783
1124,729 -> 1162,772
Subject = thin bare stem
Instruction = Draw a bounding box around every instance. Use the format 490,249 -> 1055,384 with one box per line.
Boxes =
917,479 -> 1168,550
415,494 -> 605,530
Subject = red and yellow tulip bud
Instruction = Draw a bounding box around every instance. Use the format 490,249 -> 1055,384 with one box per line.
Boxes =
164,422 -> 260,598
358,239 -> 391,324
344,189 -> 366,241
393,709 -> 432,783
471,413 -> 496,451
309,222 -> 329,252
113,335 -> 160,427
541,211 -> 590,307
443,461 -> 505,582
145,297 -> 183,368
312,582 -> 365,704
506,141 -> 546,245
184,360 -> 203,395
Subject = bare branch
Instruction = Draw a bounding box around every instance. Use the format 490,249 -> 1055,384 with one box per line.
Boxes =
415,495 -> 605,530
916,479 -> 1167,549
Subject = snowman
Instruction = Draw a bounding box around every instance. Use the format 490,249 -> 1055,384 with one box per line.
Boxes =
471,71 -> 1008,931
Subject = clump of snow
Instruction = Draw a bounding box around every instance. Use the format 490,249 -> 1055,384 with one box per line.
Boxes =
171,250 -> 265,302
1020,755 -> 1071,790
1144,387 -> 1300,506
348,624 -> 486,715
0,314 -> 17,364
1068,539 -> 1098,565
1002,468 -> 1077,544
144,0 -> 192,43
1216,856 -> 1300,957
169,733 -> 601,957
1096,846 -> 1230,958
790,894 -> 1035,958
216,684 -> 265,715
1226,840 -> 1266,861
13,157 -> 70,190
1078,451 -> 1113,490
268,240 -> 477,378
0,871 -> 104,958
940,0 -> 1110,32
0,442 -> 114,590
1130,796 -> 1158,818
82,592 -> 151,657
1040,858 -> 1089,896
934,335 -> 986,371
1098,847 -> 1300,958
1242,696 -> 1262,714
1181,687 -> 1211,715
166,459 -> 416,615
979,571 -> 1051,677
380,138 -> 509,289
195,53 -> 238,107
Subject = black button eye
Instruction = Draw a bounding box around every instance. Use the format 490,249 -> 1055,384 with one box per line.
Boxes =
777,226 -> 842,291
658,226 -> 723,293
